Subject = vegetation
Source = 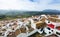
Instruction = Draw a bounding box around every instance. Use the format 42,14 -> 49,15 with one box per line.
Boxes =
0,9 -> 60,20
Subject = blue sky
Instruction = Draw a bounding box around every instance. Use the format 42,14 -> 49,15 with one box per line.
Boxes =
0,0 -> 60,11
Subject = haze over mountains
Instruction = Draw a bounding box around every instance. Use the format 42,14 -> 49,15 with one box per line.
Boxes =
0,9 -> 60,15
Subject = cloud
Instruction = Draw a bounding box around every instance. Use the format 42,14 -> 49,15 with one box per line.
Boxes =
0,0 -> 60,11
0,0 -> 37,10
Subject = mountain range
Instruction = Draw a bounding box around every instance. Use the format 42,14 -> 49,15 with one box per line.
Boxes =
0,9 -> 60,15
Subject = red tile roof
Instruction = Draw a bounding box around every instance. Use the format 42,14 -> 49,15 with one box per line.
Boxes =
48,24 -> 55,29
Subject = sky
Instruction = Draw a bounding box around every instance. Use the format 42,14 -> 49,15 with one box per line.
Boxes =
0,0 -> 60,11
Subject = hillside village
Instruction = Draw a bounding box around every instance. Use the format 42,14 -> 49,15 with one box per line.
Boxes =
0,15 -> 60,37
